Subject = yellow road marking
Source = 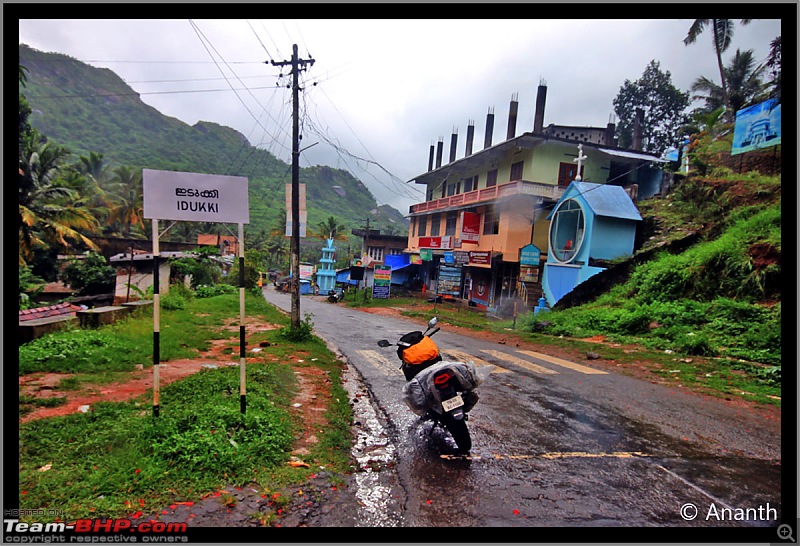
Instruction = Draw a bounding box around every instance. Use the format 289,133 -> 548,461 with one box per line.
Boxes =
443,350 -> 510,374
441,451 -> 650,460
517,350 -> 608,375
481,349 -> 559,375
356,350 -> 402,376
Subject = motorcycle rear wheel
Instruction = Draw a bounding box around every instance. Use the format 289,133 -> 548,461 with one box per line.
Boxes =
442,413 -> 471,453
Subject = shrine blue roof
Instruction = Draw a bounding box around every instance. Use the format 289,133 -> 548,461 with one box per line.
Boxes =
547,181 -> 642,221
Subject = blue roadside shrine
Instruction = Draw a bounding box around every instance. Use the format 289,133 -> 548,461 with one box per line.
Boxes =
316,238 -> 337,294
542,180 -> 642,307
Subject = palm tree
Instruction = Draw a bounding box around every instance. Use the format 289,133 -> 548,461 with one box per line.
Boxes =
72,151 -> 115,234
684,19 -> 751,121
315,216 -> 349,242
690,49 -> 766,115
107,165 -> 145,238
19,131 -> 100,265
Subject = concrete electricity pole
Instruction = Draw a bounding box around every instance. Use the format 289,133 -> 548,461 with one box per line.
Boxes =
271,44 -> 314,328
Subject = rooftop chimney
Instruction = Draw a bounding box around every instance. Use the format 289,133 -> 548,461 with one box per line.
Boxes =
633,109 -> 644,151
449,128 -> 458,163
428,143 -> 435,171
533,80 -> 547,134
465,120 -> 475,157
605,120 -> 616,147
435,138 -> 444,169
484,107 -> 495,149
507,93 -> 519,140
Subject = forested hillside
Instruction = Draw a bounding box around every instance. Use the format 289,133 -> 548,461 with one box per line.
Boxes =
18,44 -> 409,241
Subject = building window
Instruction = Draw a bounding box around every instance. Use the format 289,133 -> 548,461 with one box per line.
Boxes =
441,181 -> 447,198
549,198 -> 585,263
418,216 -> 427,237
430,213 -> 441,236
447,181 -> 459,196
463,175 -> 477,193
510,161 -> 524,181
486,169 -> 498,187
426,187 -> 434,201
389,248 -> 404,255
558,162 -> 584,187
483,205 -> 499,235
445,211 -> 458,236
367,246 -> 385,262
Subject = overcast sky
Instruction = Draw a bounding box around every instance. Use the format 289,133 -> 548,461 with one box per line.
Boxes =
17,15 -> 784,214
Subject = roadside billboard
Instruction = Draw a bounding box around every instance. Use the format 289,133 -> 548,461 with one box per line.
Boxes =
731,99 -> 781,155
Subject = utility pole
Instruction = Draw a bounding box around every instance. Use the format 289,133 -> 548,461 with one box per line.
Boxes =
271,44 -> 314,328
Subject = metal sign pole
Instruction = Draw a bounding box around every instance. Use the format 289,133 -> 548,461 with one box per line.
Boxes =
238,223 -> 246,414
152,219 -> 161,417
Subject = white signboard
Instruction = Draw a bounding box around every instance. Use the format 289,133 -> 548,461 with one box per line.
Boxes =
143,169 -> 249,224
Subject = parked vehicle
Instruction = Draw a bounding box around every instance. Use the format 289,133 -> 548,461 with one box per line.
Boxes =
377,317 -> 491,453
327,287 -> 344,303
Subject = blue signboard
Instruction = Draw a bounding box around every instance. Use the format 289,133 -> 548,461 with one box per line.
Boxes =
731,99 -> 781,155
519,244 -> 541,266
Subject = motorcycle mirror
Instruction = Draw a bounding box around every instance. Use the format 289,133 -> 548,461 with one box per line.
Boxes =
377,340 -> 392,348
428,317 -> 438,329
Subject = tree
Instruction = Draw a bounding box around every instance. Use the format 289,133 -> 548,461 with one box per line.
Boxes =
315,216 -> 349,242
19,265 -> 46,310
765,36 -> 781,104
19,64 -> 32,150
107,165 -> 145,238
690,49 -> 766,115
683,19 -> 751,121
19,130 -> 100,266
612,60 -> 690,156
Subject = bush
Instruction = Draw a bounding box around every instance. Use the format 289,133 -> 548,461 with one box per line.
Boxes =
59,252 -> 115,296
19,265 -> 45,310
673,332 -> 715,356
279,313 -> 315,342
195,284 -> 237,298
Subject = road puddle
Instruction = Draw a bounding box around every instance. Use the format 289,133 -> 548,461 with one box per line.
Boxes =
342,362 -> 405,526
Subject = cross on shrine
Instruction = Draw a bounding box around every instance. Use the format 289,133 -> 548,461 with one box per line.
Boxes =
573,143 -> 588,180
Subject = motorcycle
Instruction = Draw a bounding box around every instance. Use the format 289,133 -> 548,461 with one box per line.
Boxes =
327,287 -> 344,303
377,317 -> 490,453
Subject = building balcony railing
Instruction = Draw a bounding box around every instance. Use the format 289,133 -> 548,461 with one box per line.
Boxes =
409,179 -> 564,215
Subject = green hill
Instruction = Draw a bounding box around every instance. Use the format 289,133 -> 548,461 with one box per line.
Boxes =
18,43 -> 409,243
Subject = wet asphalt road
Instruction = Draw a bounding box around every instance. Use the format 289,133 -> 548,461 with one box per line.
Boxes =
261,287 -> 785,540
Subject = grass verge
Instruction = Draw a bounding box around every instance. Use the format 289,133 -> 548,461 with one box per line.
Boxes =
17,291 -> 354,523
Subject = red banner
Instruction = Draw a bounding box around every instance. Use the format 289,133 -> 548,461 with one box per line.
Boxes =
418,236 -> 453,249
460,211 -> 480,244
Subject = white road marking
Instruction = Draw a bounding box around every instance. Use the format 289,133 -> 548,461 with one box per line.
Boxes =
516,350 -> 608,374
356,350 -> 402,376
442,349 -> 511,374
481,349 -> 559,375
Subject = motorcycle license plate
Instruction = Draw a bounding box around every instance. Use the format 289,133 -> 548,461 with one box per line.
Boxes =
441,394 -> 464,412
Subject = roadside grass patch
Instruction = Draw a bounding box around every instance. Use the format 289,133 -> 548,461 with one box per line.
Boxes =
17,291 -> 354,523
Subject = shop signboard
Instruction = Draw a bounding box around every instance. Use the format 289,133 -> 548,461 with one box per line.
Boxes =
372,265 -> 392,299
437,265 -> 461,297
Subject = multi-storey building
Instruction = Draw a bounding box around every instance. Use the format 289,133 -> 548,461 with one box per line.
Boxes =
404,84 -> 666,313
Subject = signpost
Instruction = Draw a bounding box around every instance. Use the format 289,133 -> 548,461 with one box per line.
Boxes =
372,265 -> 392,299
143,169 -> 249,416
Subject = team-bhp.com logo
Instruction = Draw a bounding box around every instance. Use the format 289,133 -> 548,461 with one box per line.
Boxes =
4,516 -> 188,542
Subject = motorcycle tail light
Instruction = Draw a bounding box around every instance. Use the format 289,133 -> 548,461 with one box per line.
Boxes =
433,372 -> 451,386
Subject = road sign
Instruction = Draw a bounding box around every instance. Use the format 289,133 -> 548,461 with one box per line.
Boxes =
143,169 -> 249,224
